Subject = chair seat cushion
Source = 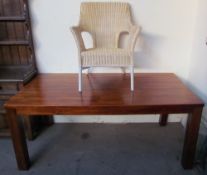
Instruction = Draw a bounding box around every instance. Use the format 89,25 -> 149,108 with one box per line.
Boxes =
81,48 -> 132,67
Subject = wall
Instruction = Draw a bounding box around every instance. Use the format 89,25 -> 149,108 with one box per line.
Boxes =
29,0 -> 197,123
187,0 -> 207,135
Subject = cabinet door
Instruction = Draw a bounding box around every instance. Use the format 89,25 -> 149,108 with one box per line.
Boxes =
0,100 -> 7,129
0,82 -> 16,131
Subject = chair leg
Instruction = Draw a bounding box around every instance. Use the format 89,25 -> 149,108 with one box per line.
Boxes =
130,66 -> 134,91
78,67 -> 82,92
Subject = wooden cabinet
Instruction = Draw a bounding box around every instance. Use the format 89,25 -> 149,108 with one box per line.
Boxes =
0,0 -> 53,139
0,99 -> 9,136
0,82 -> 21,137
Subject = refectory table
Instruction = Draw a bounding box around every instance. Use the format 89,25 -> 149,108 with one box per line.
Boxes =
4,73 -> 204,170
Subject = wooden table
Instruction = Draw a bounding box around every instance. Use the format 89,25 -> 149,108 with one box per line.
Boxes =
4,73 -> 204,170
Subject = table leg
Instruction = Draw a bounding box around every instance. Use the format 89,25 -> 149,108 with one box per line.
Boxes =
7,109 -> 30,170
23,115 -> 35,141
182,107 -> 203,169
159,114 -> 168,126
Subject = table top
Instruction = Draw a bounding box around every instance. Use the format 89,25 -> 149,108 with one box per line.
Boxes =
5,73 -> 204,115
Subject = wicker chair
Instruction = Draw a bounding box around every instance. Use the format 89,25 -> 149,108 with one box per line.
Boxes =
71,2 -> 141,92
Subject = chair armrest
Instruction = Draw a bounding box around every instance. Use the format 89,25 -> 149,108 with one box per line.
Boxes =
70,26 -> 86,52
128,25 -> 142,52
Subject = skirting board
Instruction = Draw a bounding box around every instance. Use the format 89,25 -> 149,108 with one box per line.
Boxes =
54,114 -> 187,123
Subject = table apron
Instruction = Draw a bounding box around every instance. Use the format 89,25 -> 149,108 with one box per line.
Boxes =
13,105 -> 202,116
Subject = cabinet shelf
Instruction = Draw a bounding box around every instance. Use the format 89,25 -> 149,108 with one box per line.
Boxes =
0,16 -> 26,22
0,40 -> 29,46
0,65 -> 37,83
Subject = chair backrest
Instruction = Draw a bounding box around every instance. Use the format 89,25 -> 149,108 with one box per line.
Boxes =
79,2 -> 132,48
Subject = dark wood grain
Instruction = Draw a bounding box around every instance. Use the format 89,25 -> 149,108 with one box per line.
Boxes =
6,109 -> 30,170
5,73 -> 203,115
182,107 -> 203,169
4,73 -> 204,170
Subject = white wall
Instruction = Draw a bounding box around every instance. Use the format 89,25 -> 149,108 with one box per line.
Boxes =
187,0 -> 207,135
29,0 -> 197,123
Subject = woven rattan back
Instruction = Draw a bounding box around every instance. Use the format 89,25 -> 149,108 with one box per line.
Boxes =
79,2 -> 132,48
